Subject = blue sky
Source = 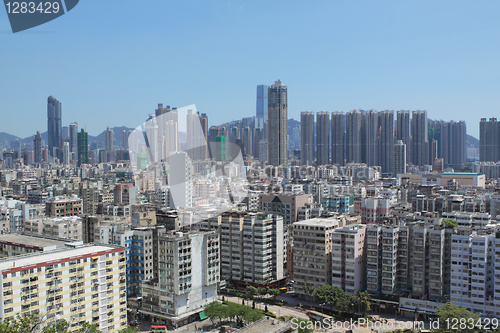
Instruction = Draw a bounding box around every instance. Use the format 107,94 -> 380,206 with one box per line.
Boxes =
1,0 -> 499,138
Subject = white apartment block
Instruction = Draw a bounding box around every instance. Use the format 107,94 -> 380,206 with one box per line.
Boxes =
0,244 -> 126,333
202,212 -> 285,285
23,216 -> 83,241
450,230 -> 498,317
140,230 -> 219,327
292,218 -> 340,299
331,224 -> 366,295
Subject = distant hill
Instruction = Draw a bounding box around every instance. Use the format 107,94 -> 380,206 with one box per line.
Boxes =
0,132 -> 21,145
467,134 -> 479,148
0,127 -> 134,149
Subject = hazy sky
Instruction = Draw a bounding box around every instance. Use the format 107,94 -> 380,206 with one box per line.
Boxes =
1,0 -> 499,138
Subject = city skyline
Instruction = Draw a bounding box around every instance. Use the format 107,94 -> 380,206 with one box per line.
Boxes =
2,1 -> 500,138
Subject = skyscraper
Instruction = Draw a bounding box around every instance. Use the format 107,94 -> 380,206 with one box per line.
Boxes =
253,127 -> 264,159
33,131 -> 42,164
300,111 -> 315,166
394,140 -> 407,175
47,96 -> 62,158
346,110 -> 362,164
316,111 -> 330,166
268,80 -> 288,166
379,110 -> 394,174
256,85 -> 268,131
480,118 -> 500,162
396,111 -> 411,164
331,111 -> 345,165
69,122 -> 78,153
241,127 -> 252,158
62,141 -> 70,165
77,129 -> 89,167
105,127 -> 114,151
411,110 -> 428,166
362,110 -> 379,167
199,113 -> 209,160
155,104 -> 179,160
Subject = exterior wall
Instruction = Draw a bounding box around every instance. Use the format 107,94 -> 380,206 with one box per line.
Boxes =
0,246 -> 126,333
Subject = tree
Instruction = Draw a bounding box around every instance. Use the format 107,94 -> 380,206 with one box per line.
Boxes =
302,285 -> 316,301
355,290 -> 371,316
0,313 -> 42,333
314,285 -> 346,311
433,302 -> 480,333
441,219 -> 458,228
205,301 -> 226,325
120,327 -> 139,333
268,288 -> 281,300
257,287 -> 268,300
245,285 -> 257,301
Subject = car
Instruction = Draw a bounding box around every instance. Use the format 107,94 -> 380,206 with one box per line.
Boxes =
127,320 -> 139,326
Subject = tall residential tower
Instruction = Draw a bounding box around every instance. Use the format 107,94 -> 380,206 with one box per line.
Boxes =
268,80 -> 288,166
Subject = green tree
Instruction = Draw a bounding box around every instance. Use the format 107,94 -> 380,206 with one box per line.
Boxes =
41,320 -> 70,333
441,219 -> 458,228
245,285 -> 258,302
268,288 -> 281,300
354,290 -> 371,316
302,285 -> 315,301
314,285 -> 346,311
0,313 -> 42,333
242,308 -> 263,323
205,301 -> 226,325
433,302 -> 480,333
120,327 -> 139,333
257,287 -> 267,300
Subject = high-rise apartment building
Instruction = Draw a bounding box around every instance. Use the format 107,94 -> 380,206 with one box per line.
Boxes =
105,127 -> 114,151
69,122 -> 78,153
331,111 -> 345,165
396,111 -> 411,164
346,110 -> 363,164
241,127 -> 252,158
256,85 -> 268,133
480,118 -> 500,162
33,131 -> 42,164
62,141 -> 70,165
363,110 -> 379,167
411,110 -> 428,166
292,218 -> 340,299
77,129 -> 89,167
202,212 -> 284,285
47,96 -> 62,158
268,80 -> 288,166
428,120 -> 467,167
394,140 -> 407,175
140,230 -> 219,328
379,110 -> 394,174
316,111 -> 330,166
331,224 -> 366,295
300,111 -> 314,166
0,244 -> 127,332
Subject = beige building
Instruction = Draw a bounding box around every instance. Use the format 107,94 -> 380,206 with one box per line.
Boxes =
259,193 -> 311,225
292,218 -> 340,300
0,244 -> 126,332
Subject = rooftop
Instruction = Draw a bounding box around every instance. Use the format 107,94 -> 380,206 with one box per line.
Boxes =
0,244 -> 123,273
293,217 -> 339,227
442,172 -> 484,176
0,234 -> 74,249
